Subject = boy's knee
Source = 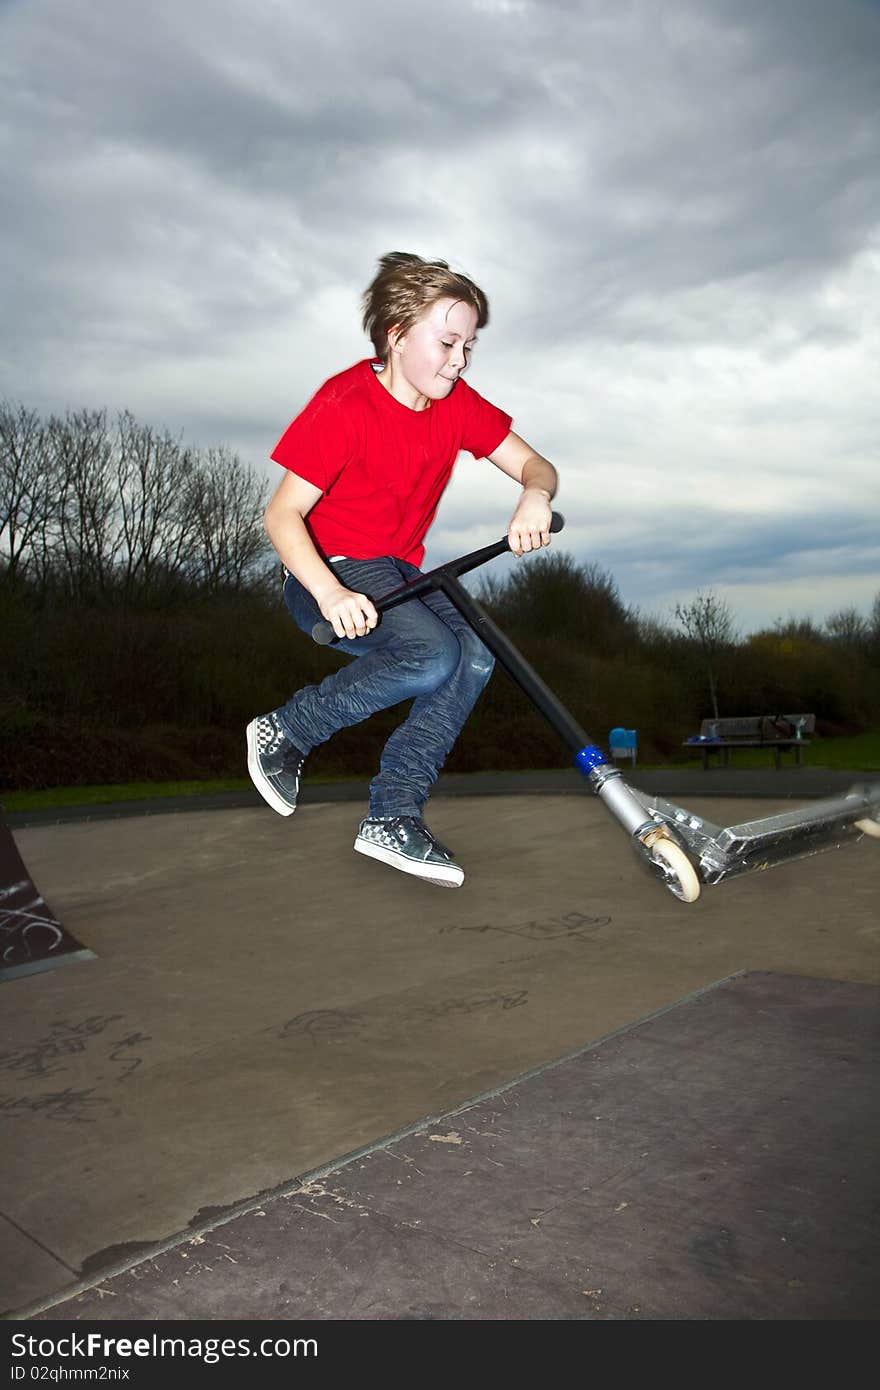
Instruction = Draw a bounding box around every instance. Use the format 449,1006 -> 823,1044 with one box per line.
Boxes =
390,623 -> 493,695
427,628 -> 462,687
458,629 -> 495,685
399,626 -> 461,692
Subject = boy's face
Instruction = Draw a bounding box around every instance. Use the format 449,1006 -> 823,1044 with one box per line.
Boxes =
389,297 -> 479,403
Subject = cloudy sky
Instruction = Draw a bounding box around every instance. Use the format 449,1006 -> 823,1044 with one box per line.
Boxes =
2,0 -> 879,633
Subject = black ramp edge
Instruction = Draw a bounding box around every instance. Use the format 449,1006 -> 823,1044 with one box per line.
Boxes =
0,809 -> 95,982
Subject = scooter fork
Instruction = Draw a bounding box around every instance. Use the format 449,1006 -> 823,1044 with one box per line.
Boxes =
575,747 -> 702,901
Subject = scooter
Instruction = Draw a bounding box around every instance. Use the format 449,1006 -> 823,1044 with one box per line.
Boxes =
312,515 -> 880,903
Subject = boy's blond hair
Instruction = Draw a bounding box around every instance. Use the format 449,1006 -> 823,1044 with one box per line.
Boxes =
362,252 -> 489,361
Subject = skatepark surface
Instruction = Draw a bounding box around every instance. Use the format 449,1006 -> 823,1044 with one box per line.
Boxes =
2,770 -> 878,1321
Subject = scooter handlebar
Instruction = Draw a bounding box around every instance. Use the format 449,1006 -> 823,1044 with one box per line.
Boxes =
311,511 -> 565,645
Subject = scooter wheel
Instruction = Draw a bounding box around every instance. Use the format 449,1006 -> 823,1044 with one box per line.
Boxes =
854,816 -> 880,839
651,839 -> 701,903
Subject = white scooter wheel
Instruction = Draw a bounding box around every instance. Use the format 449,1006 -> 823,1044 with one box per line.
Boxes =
854,817 -> 880,839
651,839 -> 701,903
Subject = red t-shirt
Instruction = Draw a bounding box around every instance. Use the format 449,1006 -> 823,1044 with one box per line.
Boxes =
270,359 -> 512,566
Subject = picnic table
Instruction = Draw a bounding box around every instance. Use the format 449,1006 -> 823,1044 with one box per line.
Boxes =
683,714 -> 815,770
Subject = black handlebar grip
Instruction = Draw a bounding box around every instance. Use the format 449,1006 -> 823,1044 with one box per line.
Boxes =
312,618 -> 336,645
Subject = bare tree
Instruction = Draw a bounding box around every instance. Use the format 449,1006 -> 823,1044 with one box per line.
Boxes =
47,409 -> 121,598
769,615 -> 826,643
2,402 -> 275,601
186,446 -> 271,592
825,605 -> 870,647
674,591 -> 736,719
0,403 -> 51,581
116,412 -> 198,594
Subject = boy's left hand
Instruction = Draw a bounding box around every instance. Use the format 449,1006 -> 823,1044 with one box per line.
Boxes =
508,490 -> 553,557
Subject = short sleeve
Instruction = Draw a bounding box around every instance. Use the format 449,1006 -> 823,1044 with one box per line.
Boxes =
457,382 -> 513,460
270,391 -> 355,493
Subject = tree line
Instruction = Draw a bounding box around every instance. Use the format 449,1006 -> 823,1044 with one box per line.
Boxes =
2,402 -> 877,791
1,402 -> 272,601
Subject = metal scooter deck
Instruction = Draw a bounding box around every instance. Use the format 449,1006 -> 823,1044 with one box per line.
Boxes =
312,515 -> 880,900
628,782 -> 880,884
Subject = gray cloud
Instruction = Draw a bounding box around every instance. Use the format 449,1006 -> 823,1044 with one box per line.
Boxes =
1,0 -> 878,631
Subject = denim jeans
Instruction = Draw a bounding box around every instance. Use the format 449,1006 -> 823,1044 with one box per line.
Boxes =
277,556 -> 496,819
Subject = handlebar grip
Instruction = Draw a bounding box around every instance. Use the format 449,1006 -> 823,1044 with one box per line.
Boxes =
311,619 -> 336,645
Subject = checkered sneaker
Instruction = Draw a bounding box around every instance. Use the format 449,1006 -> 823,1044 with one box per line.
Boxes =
246,712 -> 305,817
354,815 -> 464,888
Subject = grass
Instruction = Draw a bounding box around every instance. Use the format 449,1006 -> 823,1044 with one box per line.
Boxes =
1,778 -> 251,812
0,773 -> 359,814
2,734 -> 878,813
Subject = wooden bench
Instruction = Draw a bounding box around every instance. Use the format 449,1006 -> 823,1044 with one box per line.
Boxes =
683,714 -> 815,770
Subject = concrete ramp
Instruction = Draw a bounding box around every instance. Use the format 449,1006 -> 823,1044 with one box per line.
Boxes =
2,790 -> 878,1318
32,971 -> 880,1321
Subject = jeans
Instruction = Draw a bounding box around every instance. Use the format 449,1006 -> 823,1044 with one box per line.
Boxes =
277,556 -> 495,819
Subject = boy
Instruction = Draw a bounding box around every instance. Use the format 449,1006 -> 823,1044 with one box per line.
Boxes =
247,252 -> 557,887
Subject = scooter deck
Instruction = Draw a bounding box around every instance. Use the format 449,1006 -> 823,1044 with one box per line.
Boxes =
627,782 -> 880,884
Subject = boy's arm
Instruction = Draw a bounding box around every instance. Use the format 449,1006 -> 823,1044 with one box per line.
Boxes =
487,431 -> 558,557
264,471 -> 378,640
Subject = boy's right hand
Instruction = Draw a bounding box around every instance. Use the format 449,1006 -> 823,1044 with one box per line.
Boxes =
318,585 -> 379,641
